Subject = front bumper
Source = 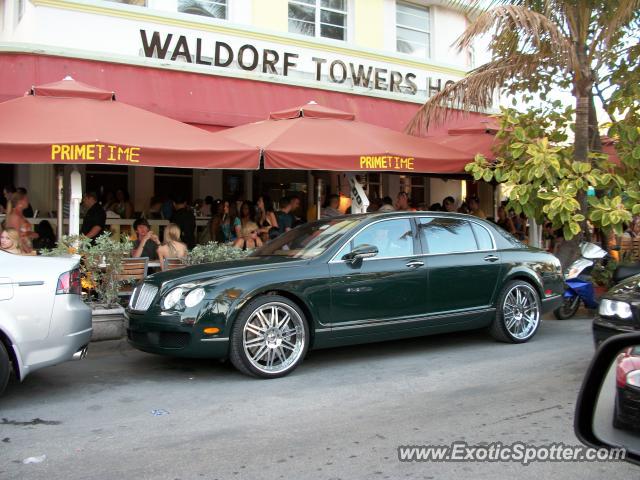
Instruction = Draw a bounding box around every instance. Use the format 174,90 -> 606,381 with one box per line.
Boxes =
593,315 -> 637,347
125,310 -> 230,359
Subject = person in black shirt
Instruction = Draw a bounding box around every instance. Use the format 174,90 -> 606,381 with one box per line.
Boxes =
170,195 -> 196,249
274,197 -> 295,238
81,192 -> 107,242
131,218 -> 160,260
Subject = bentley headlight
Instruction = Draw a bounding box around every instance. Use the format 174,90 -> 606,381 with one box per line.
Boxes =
184,288 -> 205,308
599,299 -> 632,319
162,287 -> 184,310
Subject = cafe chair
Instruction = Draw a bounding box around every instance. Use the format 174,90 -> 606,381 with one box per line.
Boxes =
163,257 -> 186,271
619,237 -> 640,262
116,257 -> 149,297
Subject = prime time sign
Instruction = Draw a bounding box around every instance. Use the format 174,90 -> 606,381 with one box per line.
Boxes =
139,29 -> 459,100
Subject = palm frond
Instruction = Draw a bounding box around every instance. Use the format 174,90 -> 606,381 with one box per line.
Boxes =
591,0 -> 640,51
456,5 -> 573,64
405,54 -> 545,135
443,0 -> 516,17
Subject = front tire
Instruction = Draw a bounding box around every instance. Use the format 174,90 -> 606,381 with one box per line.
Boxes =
0,341 -> 11,396
229,295 -> 309,378
553,296 -> 580,320
489,280 -> 541,343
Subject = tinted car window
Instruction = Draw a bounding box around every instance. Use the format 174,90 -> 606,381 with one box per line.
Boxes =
419,217 -> 477,254
337,218 -> 414,259
254,217 -> 361,259
494,226 -> 527,249
471,222 -> 494,250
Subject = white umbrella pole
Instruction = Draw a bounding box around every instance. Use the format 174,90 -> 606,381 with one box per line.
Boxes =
316,178 -> 322,220
56,172 -> 64,241
69,169 -> 82,237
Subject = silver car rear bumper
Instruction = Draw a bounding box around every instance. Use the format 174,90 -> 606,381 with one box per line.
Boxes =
15,294 -> 92,380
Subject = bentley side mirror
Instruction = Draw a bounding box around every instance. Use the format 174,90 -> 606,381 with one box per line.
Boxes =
342,244 -> 378,266
575,332 -> 640,465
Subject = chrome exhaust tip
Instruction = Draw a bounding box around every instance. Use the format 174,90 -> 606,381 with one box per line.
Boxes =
72,345 -> 88,360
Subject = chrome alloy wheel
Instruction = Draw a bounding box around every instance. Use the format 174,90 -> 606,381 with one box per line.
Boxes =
242,302 -> 306,374
502,284 -> 540,340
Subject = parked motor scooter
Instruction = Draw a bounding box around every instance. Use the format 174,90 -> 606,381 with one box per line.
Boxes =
553,242 -> 608,319
554,243 -> 640,319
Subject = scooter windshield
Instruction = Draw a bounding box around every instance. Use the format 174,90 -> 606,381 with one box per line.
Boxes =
580,242 -> 608,260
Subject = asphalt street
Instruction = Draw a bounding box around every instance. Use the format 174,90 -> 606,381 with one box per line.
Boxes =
1,314 -> 638,479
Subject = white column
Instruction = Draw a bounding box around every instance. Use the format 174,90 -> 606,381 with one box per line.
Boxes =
133,166 -> 154,213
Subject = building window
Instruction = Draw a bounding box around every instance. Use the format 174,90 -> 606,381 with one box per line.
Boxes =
288,0 -> 347,41
105,0 -> 147,5
178,0 -> 227,19
105,0 -> 228,20
155,168 -> 193,203
396,1 -> 430,58
410,176 -> 426,207
362,173 -> 382,200
85,165 -> 130,205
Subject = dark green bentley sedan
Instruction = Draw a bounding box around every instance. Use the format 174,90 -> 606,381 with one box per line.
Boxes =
126,212 -> 564,378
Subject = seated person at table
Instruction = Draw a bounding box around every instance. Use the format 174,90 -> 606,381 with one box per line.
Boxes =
158,223 -> 188,270
131,218 -> 160,260
233,222 -> 263,251
1,227 -> 25,255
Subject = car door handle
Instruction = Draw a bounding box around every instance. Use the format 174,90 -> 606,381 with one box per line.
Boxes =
406,260 -> 424,268
483,255 -> 499,263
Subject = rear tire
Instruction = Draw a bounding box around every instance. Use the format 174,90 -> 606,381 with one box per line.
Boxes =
0,341 -> 11,396
229,295 -> 309,379
489,280 -> 541,343
553,296 -> 580,320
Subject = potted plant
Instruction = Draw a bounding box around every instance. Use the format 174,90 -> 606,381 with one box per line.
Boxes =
43,232 -> 133,341
184,241 -> 252,265
591,261 -> 616,298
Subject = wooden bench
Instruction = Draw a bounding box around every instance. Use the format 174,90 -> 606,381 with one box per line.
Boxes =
163,257 -> 186,271
618,237 -> 640,262
116,257 -> 149,297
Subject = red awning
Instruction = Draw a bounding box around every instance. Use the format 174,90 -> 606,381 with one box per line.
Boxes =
428,133 -> 498,159
215,102 -> 475,174
429,123 -> 621,165
0,77 -> 260,169
425,118 -> 501,159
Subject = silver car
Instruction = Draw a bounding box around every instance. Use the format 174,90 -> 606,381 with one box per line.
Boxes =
0,251 -> 92,395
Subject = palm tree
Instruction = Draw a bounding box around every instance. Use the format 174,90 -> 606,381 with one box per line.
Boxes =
406,0 -> 639,169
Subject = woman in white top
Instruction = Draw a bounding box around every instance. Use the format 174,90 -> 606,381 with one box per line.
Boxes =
157,223 -> 188,270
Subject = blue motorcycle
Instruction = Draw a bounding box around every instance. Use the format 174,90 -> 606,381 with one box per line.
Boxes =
553,242 -> 608,319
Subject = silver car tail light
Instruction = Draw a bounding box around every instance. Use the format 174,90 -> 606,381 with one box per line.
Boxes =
130,283 -> 158,312
56,268 -> 81,295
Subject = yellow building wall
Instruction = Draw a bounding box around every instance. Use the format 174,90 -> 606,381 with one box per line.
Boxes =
353,0 -> 385,49
253,0 -> 288,32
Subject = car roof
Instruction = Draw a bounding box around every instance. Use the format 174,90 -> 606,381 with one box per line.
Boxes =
319,211 -> 486,222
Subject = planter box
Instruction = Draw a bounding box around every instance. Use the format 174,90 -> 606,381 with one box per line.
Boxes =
90,305 -> 126,342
